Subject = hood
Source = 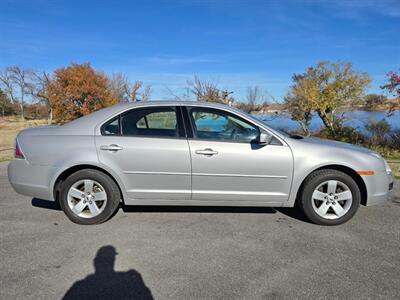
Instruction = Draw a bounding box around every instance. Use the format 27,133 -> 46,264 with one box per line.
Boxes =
296,137 -> 373,155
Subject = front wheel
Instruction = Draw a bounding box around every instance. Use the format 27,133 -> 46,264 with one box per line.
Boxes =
299,169 -> 361,225
59,169 -> 121,225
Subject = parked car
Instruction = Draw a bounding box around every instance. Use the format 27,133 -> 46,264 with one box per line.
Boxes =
8,101 -> 393,225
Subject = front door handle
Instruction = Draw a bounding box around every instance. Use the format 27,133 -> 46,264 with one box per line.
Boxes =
195,148 -> 218,156
100,144 -> 124,151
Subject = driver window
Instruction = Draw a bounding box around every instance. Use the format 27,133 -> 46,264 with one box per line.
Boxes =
189,108 -> 259,142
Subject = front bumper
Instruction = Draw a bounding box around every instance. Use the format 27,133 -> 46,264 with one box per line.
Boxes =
8,159 -> 56,201
362,170 -> 393,206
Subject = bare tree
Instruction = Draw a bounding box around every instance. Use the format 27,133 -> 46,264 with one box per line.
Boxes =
109,74 -> 152,102
30,71 -> 53,124
187,76 -> 234,104
127,80 -> 143,102
0,66 -> 34,120
0,89 -> 11,117
235,86 -> 268,113
109,72 -> 129,102
141,85 -> 152,101
246,86 -> 261,107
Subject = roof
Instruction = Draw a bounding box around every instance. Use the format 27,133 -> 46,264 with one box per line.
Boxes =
53,100 -> 285,141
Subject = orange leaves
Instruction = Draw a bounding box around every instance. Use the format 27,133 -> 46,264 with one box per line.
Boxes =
46,63 -> 118,124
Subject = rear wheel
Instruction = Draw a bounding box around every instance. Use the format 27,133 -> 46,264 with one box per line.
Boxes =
299,169 -> 361,225
59,169 -> 120,225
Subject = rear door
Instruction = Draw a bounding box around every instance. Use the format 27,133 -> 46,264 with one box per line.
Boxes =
184,106 -> 293,204
96,106 -> 191,201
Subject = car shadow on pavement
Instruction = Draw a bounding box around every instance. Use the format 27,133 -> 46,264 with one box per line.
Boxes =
122,205 -> 276,214
31,198 -> 311,223
63,245 -> 154,300
274,207 -> 312,223
31,198 -> 61,211
122,205 -> 313,223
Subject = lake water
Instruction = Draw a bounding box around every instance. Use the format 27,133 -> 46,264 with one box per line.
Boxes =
255,110 -> 400,134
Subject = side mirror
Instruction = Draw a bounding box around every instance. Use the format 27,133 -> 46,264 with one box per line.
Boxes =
258,131 -> 273,145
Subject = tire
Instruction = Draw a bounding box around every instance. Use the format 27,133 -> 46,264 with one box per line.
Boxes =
59,169 -> 121,225
299,169 -> 361,225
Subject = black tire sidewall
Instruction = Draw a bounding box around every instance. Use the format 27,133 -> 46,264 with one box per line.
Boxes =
59,170 -> 120,225
301,170 -> 361,225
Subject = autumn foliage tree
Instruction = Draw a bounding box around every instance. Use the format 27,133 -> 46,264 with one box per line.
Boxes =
381,70 -> 400,98
381,70 -> 400,113
285,61 -> 371,137
46,63 -> 118,123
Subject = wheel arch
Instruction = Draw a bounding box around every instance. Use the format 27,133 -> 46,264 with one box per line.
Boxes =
295,164 -> 368,206
53,164 -> 125,204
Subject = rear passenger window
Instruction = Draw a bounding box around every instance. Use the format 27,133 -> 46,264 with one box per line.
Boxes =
120,107 -> 178,137
101,116 -> 120,135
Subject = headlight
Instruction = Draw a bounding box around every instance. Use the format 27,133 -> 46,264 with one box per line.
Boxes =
370,152 -> 391,175
370,152 -> 382,160
383,159 -> 392,176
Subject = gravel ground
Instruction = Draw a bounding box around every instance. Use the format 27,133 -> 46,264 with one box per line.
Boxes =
0,161 -> 399,300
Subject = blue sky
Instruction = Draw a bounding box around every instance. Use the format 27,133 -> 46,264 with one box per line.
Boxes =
1,0 -> 399,102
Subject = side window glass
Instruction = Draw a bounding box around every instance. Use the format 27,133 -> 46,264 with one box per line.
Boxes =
121,107 -> 178,137
101,116 -> 120,135
189,108 -> 259,142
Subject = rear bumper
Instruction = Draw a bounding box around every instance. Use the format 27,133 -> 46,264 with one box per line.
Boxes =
363,170 -> 393,206
8,160 -> 56,201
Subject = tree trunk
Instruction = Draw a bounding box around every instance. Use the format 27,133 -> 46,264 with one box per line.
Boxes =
318,111 -> 336,137
48,108 -> 53,125
19,102 -> 24,120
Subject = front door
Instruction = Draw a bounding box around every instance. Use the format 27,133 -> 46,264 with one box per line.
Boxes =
96,106 -> 191,201
185,106 -> 293,204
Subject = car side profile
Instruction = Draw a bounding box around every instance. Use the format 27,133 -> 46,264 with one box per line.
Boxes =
8,101 -> 393,225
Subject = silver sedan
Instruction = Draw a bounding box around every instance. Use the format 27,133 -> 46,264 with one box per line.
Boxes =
8,101 -> 393,225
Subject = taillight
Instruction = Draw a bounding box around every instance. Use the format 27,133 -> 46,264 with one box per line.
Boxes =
15,139 -> 25,159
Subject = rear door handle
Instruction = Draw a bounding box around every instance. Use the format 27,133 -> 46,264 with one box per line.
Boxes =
195,148 -> 218,156
100,144 -> 124,151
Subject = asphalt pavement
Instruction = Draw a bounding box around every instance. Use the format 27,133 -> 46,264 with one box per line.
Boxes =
0,161 -> 399,300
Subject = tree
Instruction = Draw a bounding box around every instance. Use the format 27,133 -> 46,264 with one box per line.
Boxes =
364,94 -> 387,111
0,89 -> 12,117
364,119 -> 391,147
287,61 -> 371,137
284,86 -> 313,136
0,66 -> 34,120
381,70 -> 400,98
109,73 -> 129,102
108,73 -> 152,102
46,63 -> 118,123
187,76 -> 234,105
236,86 -> 267,113
29,71 -> 53,124
381,70 -> 400,113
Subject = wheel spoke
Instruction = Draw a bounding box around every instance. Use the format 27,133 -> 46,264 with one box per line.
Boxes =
327,180 -> 337,194
336,190 -> 352,201
72,200 -> 87,214
331,203 -> 346,217
84,180 -> 94,193
69,187 -> 83,199
317,202 -> 330,215
312,190 -> 327,201
93,191 -> 107,201
88,202 -> 100,215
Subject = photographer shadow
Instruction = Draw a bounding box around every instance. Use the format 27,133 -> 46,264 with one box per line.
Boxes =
63,245 -> 153,300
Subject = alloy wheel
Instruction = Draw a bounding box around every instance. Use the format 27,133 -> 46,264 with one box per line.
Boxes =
67,179 -> 108,218
311,180 -> 353,220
